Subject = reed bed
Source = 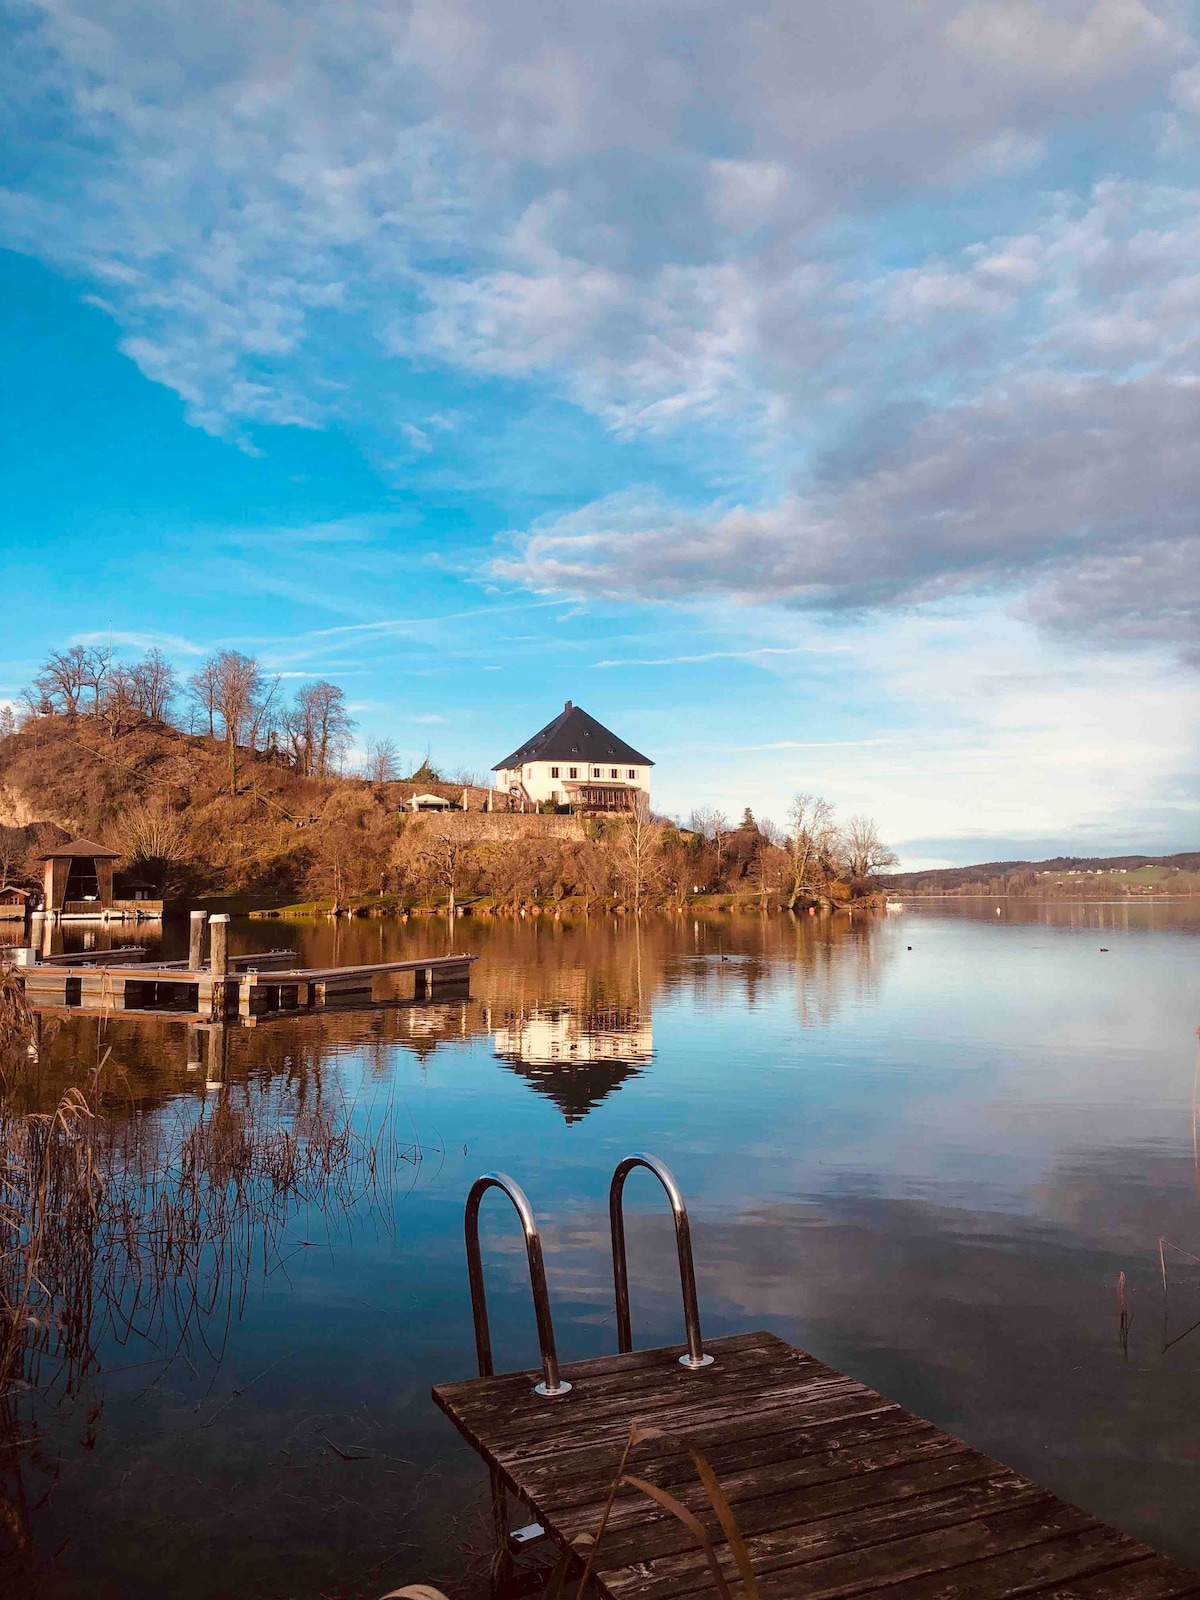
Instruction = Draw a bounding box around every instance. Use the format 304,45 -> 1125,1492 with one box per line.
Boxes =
0,964 -> 35,1068
0,1049 -> 419,1406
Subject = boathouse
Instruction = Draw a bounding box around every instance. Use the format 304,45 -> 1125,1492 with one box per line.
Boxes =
0,885 -> 33,920
38,837 -> 163,920
493,702 -> 653,813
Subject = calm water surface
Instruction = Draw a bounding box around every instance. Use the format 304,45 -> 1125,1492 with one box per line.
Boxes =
4,902 -> 1200,1597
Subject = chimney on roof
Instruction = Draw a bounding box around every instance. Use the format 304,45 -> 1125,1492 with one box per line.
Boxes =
564,700 -> 573,711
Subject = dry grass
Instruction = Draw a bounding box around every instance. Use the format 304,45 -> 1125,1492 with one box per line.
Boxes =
0,966 -> 35,1069
0,1056 -> 418,1405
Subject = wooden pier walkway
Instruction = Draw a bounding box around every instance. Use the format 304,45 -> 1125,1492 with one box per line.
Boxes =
435,1161 -> 1199,1600
18,952 -> 476,1023
435,1330 -> 1199,1599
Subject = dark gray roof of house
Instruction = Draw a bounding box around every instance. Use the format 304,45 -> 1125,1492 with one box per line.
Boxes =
494,702 -> 654,771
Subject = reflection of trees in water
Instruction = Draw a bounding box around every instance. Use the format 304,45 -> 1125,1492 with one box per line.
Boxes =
0,1042 -> 420,1583
653,910 -> 891,1027
471,912 -> 890,1118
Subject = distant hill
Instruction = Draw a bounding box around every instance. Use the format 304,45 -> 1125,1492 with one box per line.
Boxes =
882,852 -> 1200,896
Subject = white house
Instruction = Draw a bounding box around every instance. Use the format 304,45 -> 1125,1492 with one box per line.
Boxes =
493,701 -> 653,812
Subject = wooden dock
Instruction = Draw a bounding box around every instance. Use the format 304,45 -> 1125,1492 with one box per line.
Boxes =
18,953 -> 476,1023
435,1335 -> 1199,1599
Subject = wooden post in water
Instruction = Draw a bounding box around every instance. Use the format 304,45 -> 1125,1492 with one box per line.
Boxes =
205,1024 -> 227,1088
186,1027 -> 203,1072
188,909 -> 208,973
209,914 -> 230,1018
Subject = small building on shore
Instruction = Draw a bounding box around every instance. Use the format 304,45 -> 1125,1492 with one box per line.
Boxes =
0,886 -> 33,920
493,702 -> 653,813
38,837 -> 163,921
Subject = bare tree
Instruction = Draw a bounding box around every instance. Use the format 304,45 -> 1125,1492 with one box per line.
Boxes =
759,816 -> 785,848
752,841 -> 790,910
841,814 -> 898,882
209,651 -> 263,789
784,792 -> 838,910
99,663 -> 137,738
31,647 -> 92,717
660,827 -> 698,911
82,645 -> 109,716
0,705 -> 15,741
286,681 -> 354,778
187,658 -> 221,737
688,806 -> 729,878
612,792 -> 664,914
0,827 -> 25,892
408,817 -> 471,918
247,673 -> 282,755
364,738 -> 400,784
128,649 -> 178,723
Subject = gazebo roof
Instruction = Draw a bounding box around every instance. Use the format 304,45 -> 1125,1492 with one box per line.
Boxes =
37,836 -> 121,862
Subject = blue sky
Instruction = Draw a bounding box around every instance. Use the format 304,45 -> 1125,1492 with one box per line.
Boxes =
2,0 -> 1199,867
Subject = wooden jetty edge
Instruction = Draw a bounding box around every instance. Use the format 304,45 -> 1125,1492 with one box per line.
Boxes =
433,1161 -> 1200,1600
19,953 -> 476,1022
13,911 -> 476,1024
436,1331 -> 1200,1600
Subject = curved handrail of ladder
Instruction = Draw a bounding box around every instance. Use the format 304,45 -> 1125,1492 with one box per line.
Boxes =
465,1173 -> 572,1398
609,1153 -> 714,1369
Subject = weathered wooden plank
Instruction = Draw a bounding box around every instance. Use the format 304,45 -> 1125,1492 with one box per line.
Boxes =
600,1492 -> 1081,1600
875,1534 -> 1199,1600
443,1342 -> 837,1432
1041,1556 -> 1200,1599
434,1331 -> 773,1405
588,1454 -> 1029,1577
545,1428 -> 966,1541
503,1391 -> 909,1515
434,1330 -> 1198,1600
441,1337 -> 823,1436
277,955 -> 478,981
517,1411 -> 937,1511
483,1373 -> 875,1469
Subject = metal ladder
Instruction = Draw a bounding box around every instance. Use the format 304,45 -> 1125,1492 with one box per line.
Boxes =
464,1152 -> 712,1401
464,1156 -> 712,1564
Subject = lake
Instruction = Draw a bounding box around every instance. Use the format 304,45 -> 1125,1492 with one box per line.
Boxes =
3,901 -> 1200,1598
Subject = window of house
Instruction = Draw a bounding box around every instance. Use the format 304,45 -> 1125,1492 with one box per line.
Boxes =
610,768 -> 618,779
593,767 -> 601,778
569,766 -> 578,778
550,766 -> 560,778
627,769 -> 636,779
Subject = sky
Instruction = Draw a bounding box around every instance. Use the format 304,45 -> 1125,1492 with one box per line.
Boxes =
1,0 -> 1198,868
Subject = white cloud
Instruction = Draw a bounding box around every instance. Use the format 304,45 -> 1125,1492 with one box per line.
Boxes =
655,602 -> 1199,857
945,1 -> 1174,82
70,627 -> 208,655
593,645 -> 844,668
3,0 -> 1193,438
4,0 -> 1200,682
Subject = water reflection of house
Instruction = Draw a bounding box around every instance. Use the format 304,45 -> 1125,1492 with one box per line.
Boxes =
489,1002 -> 652,1123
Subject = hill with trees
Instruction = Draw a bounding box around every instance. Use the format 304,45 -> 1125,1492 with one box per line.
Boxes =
881,853 -> 1200,898
0,642 -> 896,914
